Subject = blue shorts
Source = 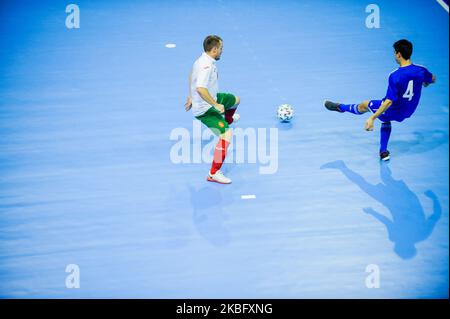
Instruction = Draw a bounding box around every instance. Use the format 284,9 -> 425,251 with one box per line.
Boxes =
368,100 -> 407,123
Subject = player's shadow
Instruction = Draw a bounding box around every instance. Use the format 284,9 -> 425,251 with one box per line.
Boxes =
391,130 -> 448,155
188,184 -> 231,247
320,160 -> 442,259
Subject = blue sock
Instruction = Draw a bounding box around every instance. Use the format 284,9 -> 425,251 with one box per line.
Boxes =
380,122 -> 392,152
339,103 -> 362,115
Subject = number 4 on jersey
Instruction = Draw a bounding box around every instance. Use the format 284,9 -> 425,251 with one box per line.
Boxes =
403,80 -> 414,101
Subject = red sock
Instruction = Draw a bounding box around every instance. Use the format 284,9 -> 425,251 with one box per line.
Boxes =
210,138 -> 230,175
225,108 -> 237,124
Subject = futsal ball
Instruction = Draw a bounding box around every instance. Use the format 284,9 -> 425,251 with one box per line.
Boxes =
277,104 -> 294,122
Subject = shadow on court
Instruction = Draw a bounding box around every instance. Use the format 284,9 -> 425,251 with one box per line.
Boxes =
321,160 -> 442,259
276,121 -> 294,131
188,184 -> 231,247
392,129 -> 448,155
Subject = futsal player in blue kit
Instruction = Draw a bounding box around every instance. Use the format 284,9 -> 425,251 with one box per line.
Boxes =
324,39 -> 436,161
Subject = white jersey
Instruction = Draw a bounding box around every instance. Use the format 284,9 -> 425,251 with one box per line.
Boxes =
190,52 -> 219,116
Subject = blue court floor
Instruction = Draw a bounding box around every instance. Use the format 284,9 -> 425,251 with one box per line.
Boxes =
0,0 -> 448,298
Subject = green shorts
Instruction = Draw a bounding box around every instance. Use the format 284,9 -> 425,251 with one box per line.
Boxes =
195,92 -> 237,135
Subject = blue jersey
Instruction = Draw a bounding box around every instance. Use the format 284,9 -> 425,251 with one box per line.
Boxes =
383,64 -> 433,121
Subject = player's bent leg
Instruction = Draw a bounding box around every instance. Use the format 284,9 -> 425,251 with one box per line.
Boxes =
230,97 -> 241,122
367,100 -> 383,114
324,100 -> 344,112
218,92 -> 240,125
234,96 -> 240,107
357,100 -> 370,113
325,100 -> 365,115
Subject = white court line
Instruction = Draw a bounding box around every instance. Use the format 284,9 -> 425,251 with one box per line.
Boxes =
241,195 -> 256,200
436,0 -> 449,13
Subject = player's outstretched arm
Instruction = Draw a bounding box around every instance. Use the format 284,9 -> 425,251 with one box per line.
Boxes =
185,72 -> 193,111
365,99 -> 393,131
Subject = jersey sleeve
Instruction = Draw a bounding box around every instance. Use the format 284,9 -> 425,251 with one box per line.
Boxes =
195,64 -> 212,88
385,73 -> 399,102
423,67 -> 433,84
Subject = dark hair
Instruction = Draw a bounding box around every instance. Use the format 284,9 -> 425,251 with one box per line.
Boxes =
393,39 -> 413,60
203,35 -> 222,52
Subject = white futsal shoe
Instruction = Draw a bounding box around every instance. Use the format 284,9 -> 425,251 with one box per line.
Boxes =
207,170 -> 232,184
